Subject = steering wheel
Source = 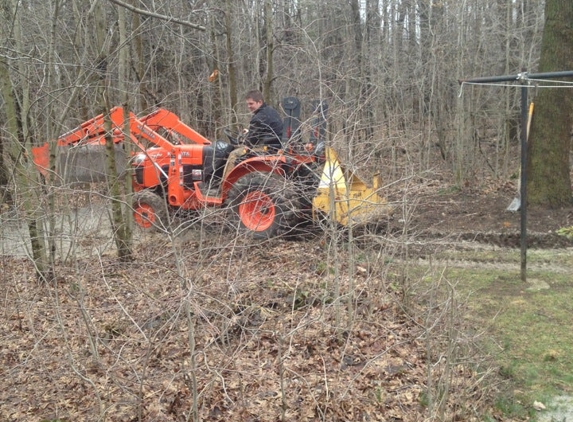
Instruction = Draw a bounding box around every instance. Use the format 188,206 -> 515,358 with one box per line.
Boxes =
223,128 -> 246,146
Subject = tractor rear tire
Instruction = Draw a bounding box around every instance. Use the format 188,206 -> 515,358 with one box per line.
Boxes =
133,190 -> 169,231
226,173 -> 301,239
294,162 -> 321,212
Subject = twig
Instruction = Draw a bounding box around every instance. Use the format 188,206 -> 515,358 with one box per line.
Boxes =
107,0 -> 206,31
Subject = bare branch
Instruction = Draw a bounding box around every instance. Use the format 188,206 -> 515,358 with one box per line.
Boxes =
107,0 -> 206,32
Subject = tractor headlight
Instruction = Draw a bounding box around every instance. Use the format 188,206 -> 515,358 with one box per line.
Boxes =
134,153 -> 146,165
314,141 -> 326,159
191,169 -> 202,181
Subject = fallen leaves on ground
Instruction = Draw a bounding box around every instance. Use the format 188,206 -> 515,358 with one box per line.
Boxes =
1,234 -> 503,421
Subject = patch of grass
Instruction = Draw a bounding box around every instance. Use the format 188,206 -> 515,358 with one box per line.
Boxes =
493,395 -> 531,419
493,288 -> 573,394
314,261 -> 335,276
437,185 -> 461,195
461,268 -> 573,402
388,249 -> 573,420
557,226 -> 573,240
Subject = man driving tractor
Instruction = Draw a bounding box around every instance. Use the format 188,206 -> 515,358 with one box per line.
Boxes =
243,89 -> 283,151
221,90 -> 284,181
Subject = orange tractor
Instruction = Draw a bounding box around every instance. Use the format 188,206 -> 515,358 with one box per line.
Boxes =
32,99 -> 391,238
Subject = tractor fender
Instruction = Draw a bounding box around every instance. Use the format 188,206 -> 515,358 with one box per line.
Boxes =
221,154 -> 291,198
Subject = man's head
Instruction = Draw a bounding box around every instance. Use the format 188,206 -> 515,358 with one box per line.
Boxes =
245,90 -> 264,113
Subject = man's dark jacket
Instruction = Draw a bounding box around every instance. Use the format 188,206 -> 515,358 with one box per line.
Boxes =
245,103 -> 283,151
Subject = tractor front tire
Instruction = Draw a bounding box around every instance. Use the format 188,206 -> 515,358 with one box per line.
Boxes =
226,173 -> 300,239
133,190 -> 168,231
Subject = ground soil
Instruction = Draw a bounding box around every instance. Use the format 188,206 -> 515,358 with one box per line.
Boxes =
388,183 -> 573,249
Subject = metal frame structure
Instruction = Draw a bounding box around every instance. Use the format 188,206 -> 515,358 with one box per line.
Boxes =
459,70 -> 573,281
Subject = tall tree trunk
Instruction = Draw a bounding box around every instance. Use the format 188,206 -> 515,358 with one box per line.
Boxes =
224,0 -> 238,123
526,0 -> 573,207
95,0 -> 133,260
1,0 -> 51,281
44,0 -> 62,275
131,0 -> 147,112
0,58 -> 12,202
262,0 -> 274,104
209,11 -> 223,131
116,1 -> 134,261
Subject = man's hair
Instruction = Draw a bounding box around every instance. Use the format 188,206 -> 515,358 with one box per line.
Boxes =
245,90 -> 264,103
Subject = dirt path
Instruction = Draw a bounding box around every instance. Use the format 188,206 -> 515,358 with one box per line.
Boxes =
0,205 -> 120,258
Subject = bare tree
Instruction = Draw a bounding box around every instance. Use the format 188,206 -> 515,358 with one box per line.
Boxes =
1,0 -> 53,281
526,0 -> 573,207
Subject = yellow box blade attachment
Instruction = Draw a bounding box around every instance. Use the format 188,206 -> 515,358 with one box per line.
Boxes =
312,147 -> 392,226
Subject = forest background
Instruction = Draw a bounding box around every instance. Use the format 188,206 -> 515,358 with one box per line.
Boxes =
1,0 -> 552,188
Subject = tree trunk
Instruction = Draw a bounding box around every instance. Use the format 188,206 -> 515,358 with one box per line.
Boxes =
1,0 -> 51,281
97,0 -> 133,261
116,1 -> 134,261
209,12 -> 223,132
44,0 -> 62,275
131,0 -> 147,112
526,0 -> 573,207
224,0 -> 238,123
262,0 -> 274,104
0,58 -> 13,202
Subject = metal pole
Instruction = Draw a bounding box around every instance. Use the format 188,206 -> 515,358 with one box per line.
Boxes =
528,70 -> 573,80
520,83 -> 528,281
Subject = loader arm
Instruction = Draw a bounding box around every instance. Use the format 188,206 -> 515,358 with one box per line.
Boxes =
32,107 -> 179,180
140,108 -> 212,146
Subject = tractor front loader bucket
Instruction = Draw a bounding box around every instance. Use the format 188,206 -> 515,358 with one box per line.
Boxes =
312,147 -> 392,226
32,142 -> 126,183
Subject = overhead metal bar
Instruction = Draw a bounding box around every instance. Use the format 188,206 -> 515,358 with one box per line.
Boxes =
459,70 -> 573,84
